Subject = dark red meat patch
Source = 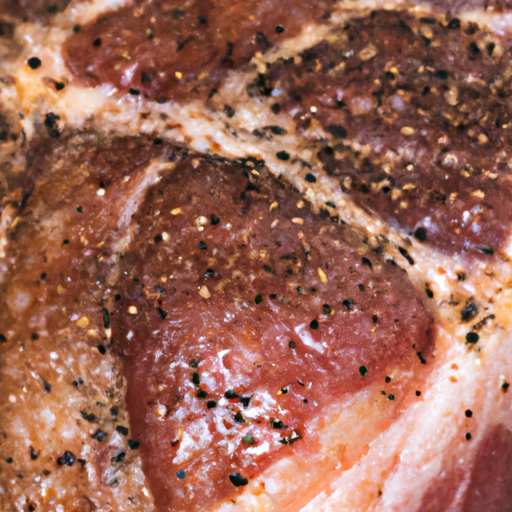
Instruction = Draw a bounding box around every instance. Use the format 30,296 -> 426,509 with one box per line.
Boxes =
64,0 -> 333,102
257,10 -> 512,257
112,154 -> 432,510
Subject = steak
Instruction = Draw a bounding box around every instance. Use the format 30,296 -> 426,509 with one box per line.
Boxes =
1,1 -> 512,511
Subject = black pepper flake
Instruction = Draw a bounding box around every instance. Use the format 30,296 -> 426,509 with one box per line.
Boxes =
271,103 -> 281,114
466,332 -> 479,344
275,24 -> 285,34
359,366 -> 368,377
240,396 -> 251,408
31,332 -> 39,340
116,426 -> 129,436
57,451 -> 75,466
27,57 -> 42,69
197,390 -> 208,399
223,104 -> 236,118
97,344 -> 106,355
266,125 -> 286,135
385,376 -> 391,384
41,272 -> 48,280
72,377 -> 84,387
80,411 -> 97,423
322,304 -> 332,315
289,340 -> 297,349
276,150 -> 290,161
326,124 -> 348,139
197,14 -> 208,24
5,457 -> 13,464
207,400 -> 217,409
358,284 -> 365,292
55,81 -> 65,91
502,382 -> 510,393
234,411 -> 245,422
91,430 -> 107,442
461,300 -> 478,322
425,284 -> 434,299
72,24 -> 81,33
110,406 -> 119,417
469,42 -> 480,54
198,241 -> 207,250
92,37 -> 102,47
419,16 -> 436,24
177,470 -> 186,479
229,473 -> 249,487
309,319 -> 319,329
361,257 -> 373,270
435,69 -> 448,79
255,294 -> 263,304
417,352 -> 427,365
42,379 -> 52,393
388,394 -> 395,401
204,268 -> 217,278
76,206 -> 83,213
399,247 -> 414,265
100,308 -> 111,329
447,18 -> 461,29
414,228 -> 427,242
465,433 -> 472,441
111,451 -> 125,463
45,112 -> 60,137
225,389 -> 238,399
305,173 -> 316,183
157,307 -> 168,320
30,447 -> 39,460
262,264 -> 273,273
128,439 -> 140,450
342,299 -> 354,310
478,243 -> 495,256
270,418 -> 287,429
465,409 -> 473,418
191,372 -> 200,385
416,390 -> 421,396
129,87 -> 140,96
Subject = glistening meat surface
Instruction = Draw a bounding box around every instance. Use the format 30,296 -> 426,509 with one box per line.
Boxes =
112,152 -> 432,511
2,0 -> 512,511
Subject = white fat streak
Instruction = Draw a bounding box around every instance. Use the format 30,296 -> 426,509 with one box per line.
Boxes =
294,324 -> 325,354
65,0 -> 135,24
244,441 -> 270,456
172,419 -> 213,465
113,160 -> 175,253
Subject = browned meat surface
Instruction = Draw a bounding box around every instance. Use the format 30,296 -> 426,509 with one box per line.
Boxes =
63,0 -> 334,102
252,10 -> 512,257
0,0 -> 72,22
113,153 -> 432,511
0,134 -> 169,512
3,1 -> 512,511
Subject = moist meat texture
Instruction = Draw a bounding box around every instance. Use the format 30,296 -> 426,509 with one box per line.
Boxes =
64,0 -> 334,102
255,10 -> 512,256
2,1 -> 512,512
113,153 -> 431,511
